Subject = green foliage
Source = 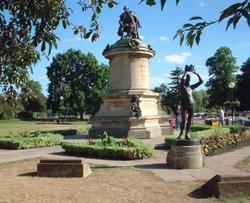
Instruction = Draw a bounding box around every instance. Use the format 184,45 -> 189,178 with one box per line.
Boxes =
62,138 -> 154,160
20,80 -> 47,112
99,131 -> 115,146
173,1 -> 250,47
236,58 -> 250,111
47,49 -> 109,117
205,47 -> 238,108
227,125 -> 247,134
47,129 -> 78,136
0,0 -> 70,99
0,132 -> 63,149
190,124 -> 212,132
153,66 -> 184,113
193,90 -> 209,113
0,111 -> 16,120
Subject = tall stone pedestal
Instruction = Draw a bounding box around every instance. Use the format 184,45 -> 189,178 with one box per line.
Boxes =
167,139 -> 205,169
90,39 -> 173,138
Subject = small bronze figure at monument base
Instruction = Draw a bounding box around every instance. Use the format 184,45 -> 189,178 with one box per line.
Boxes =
177,65 -> 203,140
117,6 -> 141,39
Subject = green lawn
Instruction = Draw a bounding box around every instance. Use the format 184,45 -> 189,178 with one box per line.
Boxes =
0,119 -> 90,137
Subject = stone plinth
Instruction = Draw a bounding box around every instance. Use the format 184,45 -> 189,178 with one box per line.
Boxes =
90,39 -> 173,138
202,174 -> 250,198
37,158 -> 92,178
166,139 -> 205,169
104,39 -> 154,93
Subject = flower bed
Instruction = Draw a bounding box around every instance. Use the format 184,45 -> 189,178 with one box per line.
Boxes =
202,132 -> 250,156
0,131 -> 64,149
164,125 -> 250,156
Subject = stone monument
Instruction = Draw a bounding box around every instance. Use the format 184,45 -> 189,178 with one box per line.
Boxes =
90,7 -> 173,138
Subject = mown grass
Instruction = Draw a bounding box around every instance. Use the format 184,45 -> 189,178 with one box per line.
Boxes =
0,119 -> 90,137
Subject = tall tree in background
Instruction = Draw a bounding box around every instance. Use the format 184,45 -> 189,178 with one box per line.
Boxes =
47,49 -> 109,118
167,66 -> 184,111
205,47 -> 238,108
20,80 -> 47,112
1,0 -> 249,98
153,66 -> 184,114
193,90 -> 209,112
236,57 -> 250,111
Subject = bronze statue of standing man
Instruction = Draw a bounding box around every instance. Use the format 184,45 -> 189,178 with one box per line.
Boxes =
177,65 -> 203,140
117,6 -> 141,39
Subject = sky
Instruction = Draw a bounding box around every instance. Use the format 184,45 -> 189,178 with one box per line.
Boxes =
30,0 -> 250,96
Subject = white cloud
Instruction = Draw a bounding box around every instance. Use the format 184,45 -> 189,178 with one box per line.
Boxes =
160,36 -> 170,42
238,42 -> 250,47
150,76 -> 167,88
164,52 -> 192,64
196,0 -> 206,7
140,35 -> 145,40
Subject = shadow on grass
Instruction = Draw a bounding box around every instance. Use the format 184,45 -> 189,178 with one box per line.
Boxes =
188,187 -> 211,199
19,171 -> 38,177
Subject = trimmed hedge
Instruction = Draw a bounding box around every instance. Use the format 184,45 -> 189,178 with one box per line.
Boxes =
0,132 -> 64,149
62,138 -> 154,160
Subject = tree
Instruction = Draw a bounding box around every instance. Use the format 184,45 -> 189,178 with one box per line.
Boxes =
1,0 -> 249,97
205,47 -> 238,108
47,49 -> 109,118
20,80 -> 47,112
236,57 -> 250,111
0,0 -> 71,99
167,66 -> 184,111
168,66 -> 184,93
193,90 -> 209,112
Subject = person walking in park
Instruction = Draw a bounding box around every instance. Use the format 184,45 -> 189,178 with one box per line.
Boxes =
174,105 -> 181,130
217,106 -> 225,126
177,65 -> 203,140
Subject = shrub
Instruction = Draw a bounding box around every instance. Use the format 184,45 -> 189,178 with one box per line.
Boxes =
226,125 -> 247,134
62,136 -> 154,160
48,129 -> 78,136
0,131 -> 63,149
190,125 -> 212,132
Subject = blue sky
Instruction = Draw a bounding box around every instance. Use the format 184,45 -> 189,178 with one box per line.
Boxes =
30,0 -> 250,96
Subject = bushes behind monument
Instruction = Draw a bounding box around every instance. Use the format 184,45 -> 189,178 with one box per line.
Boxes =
62,133 -> 154,160
0,131 -> 63,149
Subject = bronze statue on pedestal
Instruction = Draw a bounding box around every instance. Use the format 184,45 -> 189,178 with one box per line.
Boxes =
177,65 -> 203,140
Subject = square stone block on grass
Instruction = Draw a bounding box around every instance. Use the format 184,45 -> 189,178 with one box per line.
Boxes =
202,174 -> 250,198
37,158 -> 92,178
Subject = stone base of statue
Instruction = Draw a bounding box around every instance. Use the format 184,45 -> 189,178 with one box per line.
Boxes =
90,39 -> 173,138
166,139 -> 205,169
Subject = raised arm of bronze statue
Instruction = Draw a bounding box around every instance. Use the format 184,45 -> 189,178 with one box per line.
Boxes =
177,65 -> 203,140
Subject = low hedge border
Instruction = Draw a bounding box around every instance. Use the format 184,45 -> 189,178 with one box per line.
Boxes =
0,132 -> 64,149
62,138 -> 154,160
